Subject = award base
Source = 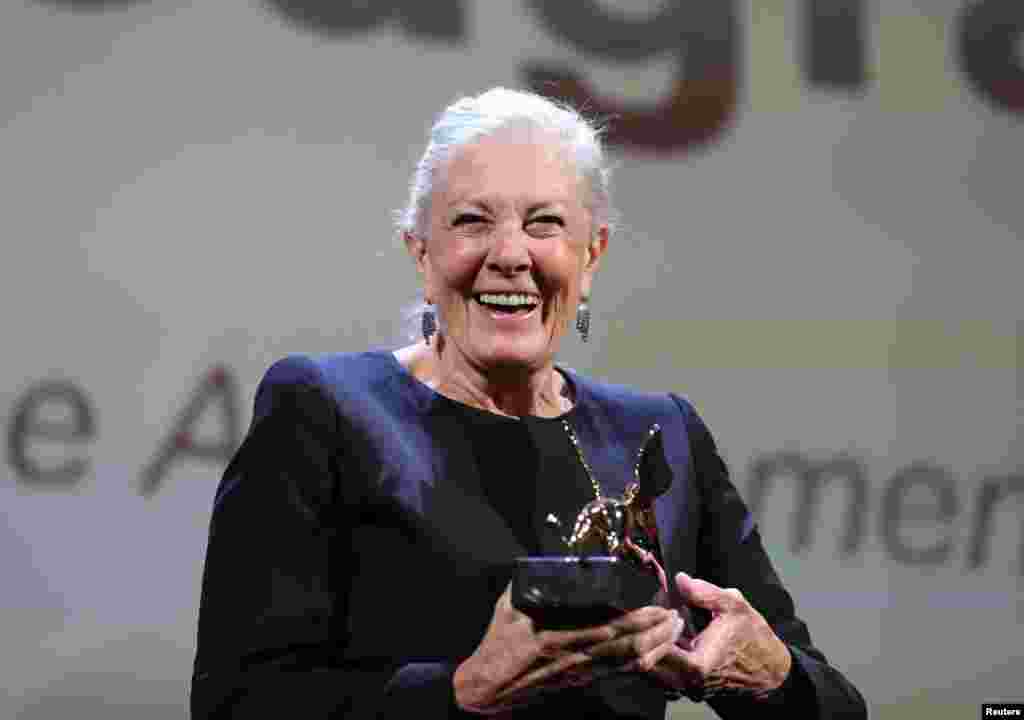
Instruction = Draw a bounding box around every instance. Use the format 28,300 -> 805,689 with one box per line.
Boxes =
511,556 -> 662,629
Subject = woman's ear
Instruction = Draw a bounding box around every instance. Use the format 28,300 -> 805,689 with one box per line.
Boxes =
404,231 -> 428,273
580,225 -> 609,298
405,231 -> 436,303
587,225 -> 608,270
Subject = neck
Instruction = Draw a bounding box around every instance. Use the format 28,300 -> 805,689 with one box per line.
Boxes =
398,340 -> 571,418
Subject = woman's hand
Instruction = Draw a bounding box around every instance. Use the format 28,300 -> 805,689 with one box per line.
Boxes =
649,572 -> 792,701
453,586 -> 685,714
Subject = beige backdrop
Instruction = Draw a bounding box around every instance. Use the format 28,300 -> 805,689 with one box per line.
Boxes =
1,1 -> 1021,718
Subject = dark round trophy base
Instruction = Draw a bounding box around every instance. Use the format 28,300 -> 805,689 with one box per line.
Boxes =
511,556 -> 662,630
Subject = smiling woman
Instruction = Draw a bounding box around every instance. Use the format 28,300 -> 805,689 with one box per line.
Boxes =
391,89 -> 614,418
189,88 -> 867,719
401,125 -> 607,417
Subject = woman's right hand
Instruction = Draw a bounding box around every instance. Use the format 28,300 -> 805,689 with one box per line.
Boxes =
453,586 -> 684,714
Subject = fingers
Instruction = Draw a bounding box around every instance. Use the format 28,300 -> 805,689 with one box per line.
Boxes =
585,609 -> 685,670
497,648 -> 593,699
463,587 -> 677,712
531,607 -> 679,678
674,571 -> 742,613
535,623 -> 617,656
502,619 -> 647,700
606,605 -> 675,633
496,582 -> 521,615
533,605 -> 672,655
627,628 -> 685,674
648,645 -> 704,691
623,613 -> 687,672
476,589 -> 696,709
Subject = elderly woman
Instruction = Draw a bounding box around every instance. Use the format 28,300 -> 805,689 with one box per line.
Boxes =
190,88 -> 866,718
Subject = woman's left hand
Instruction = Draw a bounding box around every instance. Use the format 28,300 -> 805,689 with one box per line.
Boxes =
647,572 -> 792,700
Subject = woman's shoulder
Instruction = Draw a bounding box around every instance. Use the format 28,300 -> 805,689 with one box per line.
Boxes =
253,351 -> 415,421
567,368 -> 700,422
259,350 -> 400,390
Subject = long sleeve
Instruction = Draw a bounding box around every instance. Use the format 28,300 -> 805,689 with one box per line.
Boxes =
671,394 -> 867,720
190,357 -> 474,719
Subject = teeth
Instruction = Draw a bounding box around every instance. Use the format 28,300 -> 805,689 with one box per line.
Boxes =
477,293 -> 539,307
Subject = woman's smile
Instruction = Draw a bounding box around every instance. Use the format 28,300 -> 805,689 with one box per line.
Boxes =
472,291 -> 542,324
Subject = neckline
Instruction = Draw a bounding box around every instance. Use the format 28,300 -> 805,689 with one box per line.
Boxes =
380,349 -> 582,423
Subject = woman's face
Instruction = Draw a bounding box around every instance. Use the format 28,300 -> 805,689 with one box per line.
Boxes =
408,130 -> 607,376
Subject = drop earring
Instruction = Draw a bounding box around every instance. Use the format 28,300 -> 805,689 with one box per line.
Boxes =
576,298 -> 591,343
422,303 -> 436,343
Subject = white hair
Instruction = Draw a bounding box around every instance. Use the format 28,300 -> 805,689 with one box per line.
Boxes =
394,87 -> 617,240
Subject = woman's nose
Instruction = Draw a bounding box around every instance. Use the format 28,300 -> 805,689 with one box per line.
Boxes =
485,230 -> 531,275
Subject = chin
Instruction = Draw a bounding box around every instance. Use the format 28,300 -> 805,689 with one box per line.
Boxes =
477,337 -> 558,374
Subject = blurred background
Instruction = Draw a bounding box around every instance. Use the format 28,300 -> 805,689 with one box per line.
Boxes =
1,1 -> 1021,718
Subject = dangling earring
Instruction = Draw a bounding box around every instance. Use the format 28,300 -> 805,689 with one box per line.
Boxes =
422,303 -> 436,344
576,298 -> 591,343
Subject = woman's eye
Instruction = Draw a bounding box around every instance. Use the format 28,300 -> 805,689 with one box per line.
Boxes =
528,215 -> 564,227
452,213 -> 485,226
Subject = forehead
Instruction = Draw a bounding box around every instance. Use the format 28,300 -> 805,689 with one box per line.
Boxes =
437,130 -> 586,210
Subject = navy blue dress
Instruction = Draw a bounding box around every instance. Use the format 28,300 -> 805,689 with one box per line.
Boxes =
190,351 -> 866,718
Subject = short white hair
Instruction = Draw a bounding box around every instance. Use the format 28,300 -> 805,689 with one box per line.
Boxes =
395,87 -> 617,240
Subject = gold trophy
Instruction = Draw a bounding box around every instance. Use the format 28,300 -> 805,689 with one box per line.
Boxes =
511,424 -> 671,628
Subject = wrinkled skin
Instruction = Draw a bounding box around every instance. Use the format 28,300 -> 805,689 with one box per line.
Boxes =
454,572 -> 792,713
403,129 -> 607,419
453,587 -> 684,714
402,130 -> 791,710
651,572 -> 792,701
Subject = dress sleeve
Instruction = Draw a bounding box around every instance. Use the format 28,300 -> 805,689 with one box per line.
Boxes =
190,357 -> 475,719
669,394 -> 867,720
